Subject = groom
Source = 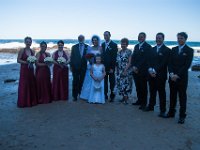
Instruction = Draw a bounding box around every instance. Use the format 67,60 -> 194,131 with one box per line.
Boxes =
70,35 -> 88,101
101,31 -> 118,102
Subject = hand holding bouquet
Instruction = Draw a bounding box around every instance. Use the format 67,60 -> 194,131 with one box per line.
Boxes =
85,53 -> 95,65
27,56 -> 37,63
27,56 -> 37,69
57,57 -> 67,64
57,57 -> 67,68
44,57 -> 54,66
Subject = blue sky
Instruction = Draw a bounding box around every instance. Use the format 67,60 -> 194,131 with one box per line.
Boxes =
0,0 -> 199,41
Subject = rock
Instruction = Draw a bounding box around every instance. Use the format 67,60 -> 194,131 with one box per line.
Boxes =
4,79 -> 17,83
191,64 -> 200,71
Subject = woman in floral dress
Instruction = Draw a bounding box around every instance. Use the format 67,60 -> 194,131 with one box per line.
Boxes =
116,38 -> 133,104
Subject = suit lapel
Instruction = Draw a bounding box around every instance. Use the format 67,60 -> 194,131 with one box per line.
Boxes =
76,44 -> 82,58
181,45 -> 187,53
153,46 -> 157,55
174,46 -> 179,55
158,44 -> 165,53
102,42 -> 106,52
82,44 -> 87,57
135,44 -> 140,51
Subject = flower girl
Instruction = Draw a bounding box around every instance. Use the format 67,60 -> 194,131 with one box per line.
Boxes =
88,54 -> 106,104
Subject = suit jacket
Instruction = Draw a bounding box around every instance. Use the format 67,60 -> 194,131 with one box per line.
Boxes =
70,43 -> 88,71
149,44 -> 170,80
101,40 -> 118,72
131,42 -> 152,76
168,44 -> 194,81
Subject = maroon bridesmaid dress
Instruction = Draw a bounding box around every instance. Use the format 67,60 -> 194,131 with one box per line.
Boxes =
36,53 -> 52,104
52,50 -> 69,101
17,49 -> 38,107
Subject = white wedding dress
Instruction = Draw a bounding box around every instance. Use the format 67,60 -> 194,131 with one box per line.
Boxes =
80,46 -> 101,100
88,64 -> 105,104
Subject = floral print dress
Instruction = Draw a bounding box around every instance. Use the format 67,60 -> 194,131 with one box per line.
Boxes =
116,49 -> 133,97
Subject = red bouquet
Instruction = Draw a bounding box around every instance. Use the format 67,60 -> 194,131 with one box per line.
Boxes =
85,53 -> 95,59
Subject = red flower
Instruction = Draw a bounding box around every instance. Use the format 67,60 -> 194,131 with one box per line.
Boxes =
85,53 -> 95,59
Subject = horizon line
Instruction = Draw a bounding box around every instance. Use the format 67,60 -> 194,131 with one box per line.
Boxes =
0,38 -> 200,42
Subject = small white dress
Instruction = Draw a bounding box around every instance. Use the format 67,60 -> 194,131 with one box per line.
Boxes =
80,47 -> 101,100
88,64 -> 105,104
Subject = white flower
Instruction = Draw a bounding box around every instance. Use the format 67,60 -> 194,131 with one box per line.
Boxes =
27,56 -> 37,63
44,57 -> 54,63
57,57 -> 66,64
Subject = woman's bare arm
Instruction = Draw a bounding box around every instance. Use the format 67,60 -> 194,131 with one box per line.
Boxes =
17,49 -> 27,64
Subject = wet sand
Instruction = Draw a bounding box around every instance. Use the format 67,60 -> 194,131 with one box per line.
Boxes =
0,63 -> 200,150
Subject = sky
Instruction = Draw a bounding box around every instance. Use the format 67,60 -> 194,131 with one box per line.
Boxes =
0,0 -> 199,41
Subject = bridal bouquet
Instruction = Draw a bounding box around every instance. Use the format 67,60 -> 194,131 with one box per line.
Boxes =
57,57 -> 66,64
27,56 -> 37,69
85,53 -> 95,59
85,53 -> 95,65
44,57 -> 54,66
27,56 -> 37,63
44,57 -> 54,63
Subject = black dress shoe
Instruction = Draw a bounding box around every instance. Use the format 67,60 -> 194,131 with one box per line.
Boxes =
144,106 -> 154,112
105,95 -> 108,100
164,113 -> 175,118
139,106 -> 146,110
132,101 -> 141,106
110,93 -> 115,101
178,118 -> 185,124
158,112 -> 166,118
73,97 -> 78,101
109,99 -> 114,103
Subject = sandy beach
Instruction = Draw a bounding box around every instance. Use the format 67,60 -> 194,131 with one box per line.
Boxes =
0,63 -> 200,150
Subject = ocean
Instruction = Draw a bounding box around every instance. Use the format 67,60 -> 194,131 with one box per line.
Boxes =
0,39 -> 200,65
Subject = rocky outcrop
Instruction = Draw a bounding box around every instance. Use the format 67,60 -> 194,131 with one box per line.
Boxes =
191,64 -> 200,71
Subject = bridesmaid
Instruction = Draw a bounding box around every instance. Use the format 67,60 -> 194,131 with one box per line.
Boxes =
36,41 -> 52,104
17,37 -> 37,107
52,40 -> 69,101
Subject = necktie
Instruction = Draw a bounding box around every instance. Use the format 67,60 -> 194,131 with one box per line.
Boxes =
105,43 -> 109,51
157,46 -> 160,53
179,47 -> 182,54
79,44 -> 83,56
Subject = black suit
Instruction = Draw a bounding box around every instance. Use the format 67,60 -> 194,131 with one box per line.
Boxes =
101,40 -> 118,99
148,44 -> 170,112
168,44 -> 194,118
70,43 -> 88,99
131,42 -> 152,108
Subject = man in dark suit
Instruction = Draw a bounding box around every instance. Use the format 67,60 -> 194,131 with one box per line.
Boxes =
166,32 -> 194,124
131,32 -> 152,110
145,33 -> 170,117
70,35 -> 88,101
101,31 -> 118,102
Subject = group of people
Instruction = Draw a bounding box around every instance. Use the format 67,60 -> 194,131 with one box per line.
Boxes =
17,38 -> 69,106
17,31 -> 194,124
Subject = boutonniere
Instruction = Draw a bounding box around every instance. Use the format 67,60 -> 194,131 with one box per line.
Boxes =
183,53 -> 187,56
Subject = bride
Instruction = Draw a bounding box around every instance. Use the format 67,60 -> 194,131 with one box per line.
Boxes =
80,35 -> 102,101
